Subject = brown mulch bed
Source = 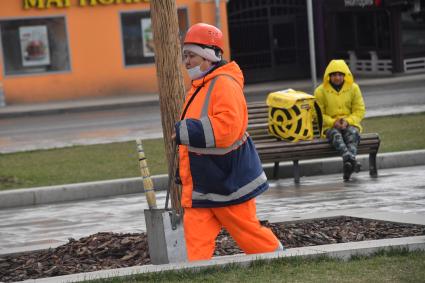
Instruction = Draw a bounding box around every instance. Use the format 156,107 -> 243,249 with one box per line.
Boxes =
1,216 -> 424,282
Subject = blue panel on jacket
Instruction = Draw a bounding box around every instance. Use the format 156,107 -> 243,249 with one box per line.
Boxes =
186,119 -> 206,148
188,137 -> 267,207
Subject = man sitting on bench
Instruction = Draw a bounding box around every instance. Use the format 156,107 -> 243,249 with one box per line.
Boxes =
314,59 -> 366,181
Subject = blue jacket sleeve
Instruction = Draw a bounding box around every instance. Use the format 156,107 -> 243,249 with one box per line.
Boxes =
175,117 -> 215,148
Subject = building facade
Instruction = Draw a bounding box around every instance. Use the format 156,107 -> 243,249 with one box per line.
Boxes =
1,0 -> 424,105
317,0 -> 425,76
227,0 -> 425,83
0,0 -> 229,104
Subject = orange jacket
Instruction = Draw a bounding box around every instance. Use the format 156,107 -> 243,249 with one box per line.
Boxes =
175,61 -> 268,208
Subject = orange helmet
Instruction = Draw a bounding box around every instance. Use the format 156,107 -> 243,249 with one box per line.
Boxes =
184,23 -> 224,52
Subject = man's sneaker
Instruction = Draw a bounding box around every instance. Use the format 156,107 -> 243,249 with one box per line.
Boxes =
353,162 -> 361,173
343,161 -> 353,181
350,159 -> 361,173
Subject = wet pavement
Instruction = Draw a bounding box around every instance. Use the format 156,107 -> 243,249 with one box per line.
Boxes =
1,78 -> 424,154
1,165 -> 424,255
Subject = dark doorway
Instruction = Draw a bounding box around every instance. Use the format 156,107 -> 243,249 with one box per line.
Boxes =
327,10 -> 391,60
227,0 -> 310,84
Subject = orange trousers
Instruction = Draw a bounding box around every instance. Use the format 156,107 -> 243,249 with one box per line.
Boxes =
184,198 -> 281,261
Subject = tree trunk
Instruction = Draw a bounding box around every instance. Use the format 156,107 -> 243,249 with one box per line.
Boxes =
150,0 -> 186,212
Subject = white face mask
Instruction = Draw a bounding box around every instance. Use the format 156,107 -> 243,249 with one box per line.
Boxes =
187,65 -> 204,80
187,64 -> 214,80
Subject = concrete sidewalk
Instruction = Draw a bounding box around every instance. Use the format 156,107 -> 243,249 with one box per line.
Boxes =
1,71 -> 424,154
1,149 -> 425,209
2,164 -> 425,256
2,165 -> 425,282
1,73 -> 425,118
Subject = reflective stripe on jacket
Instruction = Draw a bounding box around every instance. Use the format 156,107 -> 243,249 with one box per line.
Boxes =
314,60 -> 366,134
175,62 -> 268,208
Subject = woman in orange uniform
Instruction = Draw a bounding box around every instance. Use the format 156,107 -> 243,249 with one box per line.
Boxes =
174,23 -> 283,261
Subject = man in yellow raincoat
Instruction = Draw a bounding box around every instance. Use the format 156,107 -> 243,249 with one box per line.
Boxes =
314,60 -> 366,181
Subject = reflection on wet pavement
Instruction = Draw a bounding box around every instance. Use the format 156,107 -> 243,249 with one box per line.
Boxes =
0,165 -> 424,254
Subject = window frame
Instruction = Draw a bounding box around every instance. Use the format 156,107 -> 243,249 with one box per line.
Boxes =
119,7 -> 189,68
0,14 -> 72,77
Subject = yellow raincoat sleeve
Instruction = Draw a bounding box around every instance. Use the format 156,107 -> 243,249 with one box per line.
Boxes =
314,85 -> 337,130
345,83 -> 365,129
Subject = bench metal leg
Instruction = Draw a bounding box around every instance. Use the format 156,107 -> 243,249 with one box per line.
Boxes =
369,152 -> 378,177
293,160 -> 300,183
273,162 -> 280,179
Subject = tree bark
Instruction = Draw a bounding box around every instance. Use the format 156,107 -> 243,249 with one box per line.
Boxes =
150,0 -> 186,212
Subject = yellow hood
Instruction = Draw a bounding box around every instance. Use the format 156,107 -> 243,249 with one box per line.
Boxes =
323,60 -> 354,91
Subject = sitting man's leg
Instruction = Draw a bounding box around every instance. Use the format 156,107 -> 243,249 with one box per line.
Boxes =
326,128 -> 355,180
342,126 -> 361,173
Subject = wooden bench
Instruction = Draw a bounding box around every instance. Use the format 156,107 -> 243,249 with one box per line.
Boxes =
247,102 -> 380,183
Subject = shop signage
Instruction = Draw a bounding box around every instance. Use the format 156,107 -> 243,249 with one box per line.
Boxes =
344,0 -> 382,7
24,0 -> 149,9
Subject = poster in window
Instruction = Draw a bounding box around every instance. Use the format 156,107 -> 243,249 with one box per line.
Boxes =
141,18 -> 155,57
19,25 -> 51,67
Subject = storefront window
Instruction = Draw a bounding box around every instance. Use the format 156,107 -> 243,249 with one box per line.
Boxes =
402,8 -> 425,57
357,13 -> 375,48
336,12 -> 356,49
335,11 -> 390,58
0,17 -> 70,76
120,8 -> 188,66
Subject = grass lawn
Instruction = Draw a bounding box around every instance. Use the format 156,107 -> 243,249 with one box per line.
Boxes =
85,249 -> 425,283
362,112 -> 425,152
0,139 -> 166,190
1,112 -> 424,190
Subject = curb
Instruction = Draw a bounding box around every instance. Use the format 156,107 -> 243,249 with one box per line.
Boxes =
13,236 -> 425,283
243,73 -> 425,97
1,73 -> 424,119
1,150 -> 424,210
273,149 -> 425,179
0,175 -> 167,210
0,94 -> 159,118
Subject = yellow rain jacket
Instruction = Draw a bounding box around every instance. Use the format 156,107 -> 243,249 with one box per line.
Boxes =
314,60 -> 365,135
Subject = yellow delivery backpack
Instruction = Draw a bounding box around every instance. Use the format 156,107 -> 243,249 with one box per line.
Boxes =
266,89 -> 322,142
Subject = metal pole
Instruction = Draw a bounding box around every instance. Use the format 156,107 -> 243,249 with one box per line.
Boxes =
0,82 -> 5,107
0,57 -> 5,107
215,0 -> 221,29
307,0 -> 317,93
